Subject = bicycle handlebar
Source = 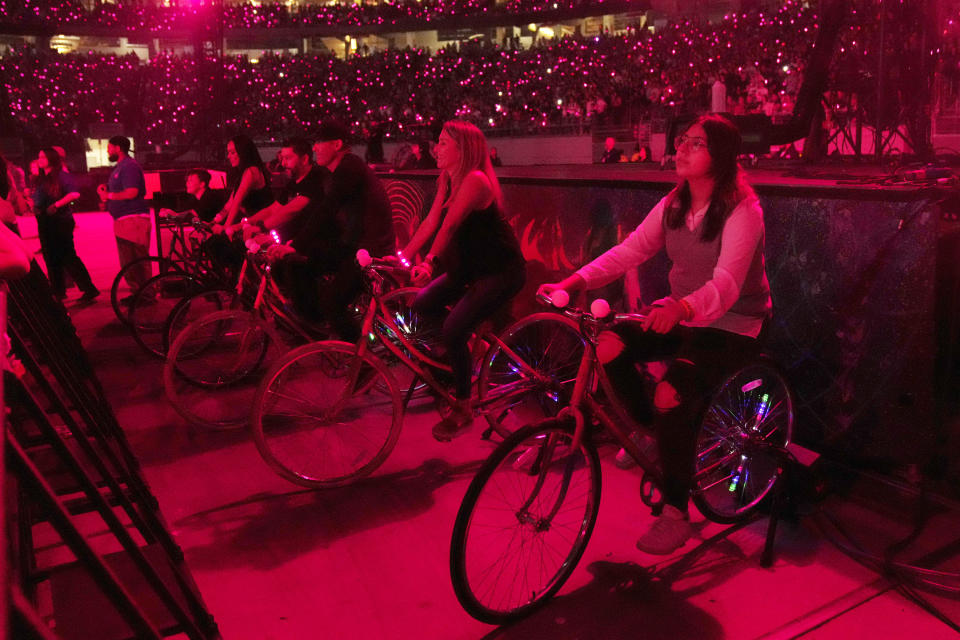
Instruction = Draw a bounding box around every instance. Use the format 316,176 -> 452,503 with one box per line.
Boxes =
536,289 -> 648,325
355,249 -> 412,276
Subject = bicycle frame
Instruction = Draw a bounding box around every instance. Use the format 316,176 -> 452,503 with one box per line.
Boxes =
538,307 -> 663,488
238,253 -> 316,344
344,264 -> 561,418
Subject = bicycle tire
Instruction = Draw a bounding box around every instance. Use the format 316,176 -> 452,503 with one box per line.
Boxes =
691,357 -> 794,524
450,417 -> 601,625
128,271 -> 204,357
163,287 -> 238,355
477,312 -> 585,438
110,256 -> 181,325
164,309 -> 281,430
250,340 -> 403,489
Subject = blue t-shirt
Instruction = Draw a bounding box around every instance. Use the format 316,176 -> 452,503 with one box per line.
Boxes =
107,156 -> 149,219
32,170 -> 78,217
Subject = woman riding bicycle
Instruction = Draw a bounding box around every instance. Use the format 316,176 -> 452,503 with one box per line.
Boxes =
539,114 -> 771,555
405,121 -> 526,442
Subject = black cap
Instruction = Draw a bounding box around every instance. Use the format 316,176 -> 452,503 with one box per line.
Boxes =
316,120 -> 351,143
108,135 -> 131,153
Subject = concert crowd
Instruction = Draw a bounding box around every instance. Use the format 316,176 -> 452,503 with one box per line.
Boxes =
2,3 -> 816,152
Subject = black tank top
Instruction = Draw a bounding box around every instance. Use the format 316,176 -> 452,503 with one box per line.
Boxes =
232,168 -> 273,215
440,201 -> 524,283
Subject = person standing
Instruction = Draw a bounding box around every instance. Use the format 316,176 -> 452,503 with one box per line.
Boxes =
33,148 -> 99,301
97,136 -> 150,303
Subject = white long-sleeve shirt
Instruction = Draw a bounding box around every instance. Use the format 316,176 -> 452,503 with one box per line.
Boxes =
575,195 -> 766,337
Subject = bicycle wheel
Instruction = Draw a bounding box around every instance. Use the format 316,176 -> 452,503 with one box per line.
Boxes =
691,358 -> 794,524
450,417 -> 601,625
251,341 -> 403,489
164,309 -> 282,430
477,313 -> 585,438
163,287 -> 237,355
129,272 -> 204,357
110,256 -> 181,325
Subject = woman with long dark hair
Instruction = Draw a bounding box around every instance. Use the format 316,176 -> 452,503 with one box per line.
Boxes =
32,148 -> 99,301
539,114 -> 771,554
214,134 -> 272,229
405,120 -> 526,441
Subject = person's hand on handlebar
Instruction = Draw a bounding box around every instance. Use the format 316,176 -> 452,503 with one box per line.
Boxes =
642,296 -> 690,334
242,222 -> 264,242
410,261 -> 433,286
265,243 -> 296,263
536,274 -> 586,301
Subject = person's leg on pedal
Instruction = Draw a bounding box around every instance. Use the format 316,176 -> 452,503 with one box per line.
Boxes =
424,271 -> 524,441
319,259 -> 364,342
635,362 -> 704,554
600,322 -> 678,468
634,329 -> 760,555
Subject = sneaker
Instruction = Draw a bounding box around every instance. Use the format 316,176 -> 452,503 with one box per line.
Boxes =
614,431 -> 657,470
432,405 -> 473,442
635,504 -> 694,555
78,288 -> 100,302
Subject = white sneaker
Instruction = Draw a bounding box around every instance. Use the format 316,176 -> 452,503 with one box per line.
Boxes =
635,504 -> 694,555
614,431 -> 657,470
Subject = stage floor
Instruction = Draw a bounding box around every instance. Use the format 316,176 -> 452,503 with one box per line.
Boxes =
24,212 -> 960,639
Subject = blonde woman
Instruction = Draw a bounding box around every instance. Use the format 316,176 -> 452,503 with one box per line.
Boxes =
404,121 -> 525,441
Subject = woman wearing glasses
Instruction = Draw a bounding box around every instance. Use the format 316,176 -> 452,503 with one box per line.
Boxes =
538,114 -> 771,555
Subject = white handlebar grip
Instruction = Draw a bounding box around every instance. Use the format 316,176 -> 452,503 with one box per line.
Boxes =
590,298 -> 611,318
550,289 -> 570,308
356,249 -> 372,267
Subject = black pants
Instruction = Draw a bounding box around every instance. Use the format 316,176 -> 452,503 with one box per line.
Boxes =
412,270 -> 526,400
37,215 -> 97,297
280,256 -> 363,342
602,321 -> 760,511
200,234 -> 244,279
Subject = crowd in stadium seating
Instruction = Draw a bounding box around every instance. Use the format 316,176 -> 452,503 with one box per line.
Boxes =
2,4 -> 815,152
0,0 -> 631,31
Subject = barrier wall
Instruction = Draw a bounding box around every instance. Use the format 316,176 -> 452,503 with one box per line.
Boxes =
382,170 -> 940,469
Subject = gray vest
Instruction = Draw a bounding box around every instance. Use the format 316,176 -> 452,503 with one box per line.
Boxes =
664,211 -> 771,334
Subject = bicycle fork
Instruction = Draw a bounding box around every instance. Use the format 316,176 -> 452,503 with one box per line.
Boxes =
513,341 -> 597,530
